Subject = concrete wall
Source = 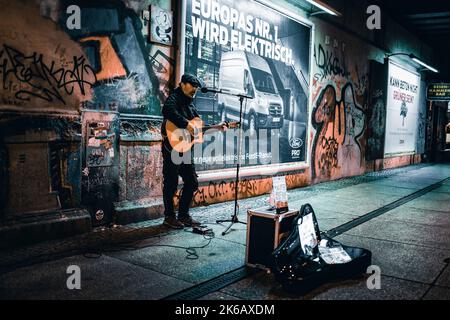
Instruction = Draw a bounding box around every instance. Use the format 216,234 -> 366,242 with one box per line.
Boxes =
0,0 -> 94,113
0,0 -> 173,220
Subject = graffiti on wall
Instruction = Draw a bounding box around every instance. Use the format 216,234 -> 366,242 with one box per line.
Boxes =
365,60 -> 387,160
0,0 -> 96,112
172,171 -> 309,208
0,1 -> 179,216
314,43 -> 350,83
0,44 -> 96,105
119,143 -> 163,201
149,49 -> 175,103
172,178 -> 268,208
187,179 -> 263,207
0,0 -> 176,115
416,83 -> 427,154
367,89 -> 386,157
311,31 -> 368,182
58,0 -> 175,115
312,83 -> 365,180
416,110 -> 426,153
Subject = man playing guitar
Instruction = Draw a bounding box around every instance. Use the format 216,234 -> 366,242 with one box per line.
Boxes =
161,74 -> 228,229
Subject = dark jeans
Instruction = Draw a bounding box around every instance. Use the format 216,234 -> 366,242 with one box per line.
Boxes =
162,146 -> 199,218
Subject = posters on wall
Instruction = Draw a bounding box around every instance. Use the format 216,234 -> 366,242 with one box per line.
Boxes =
384,62 -> 421,157
183,0 -> 312,171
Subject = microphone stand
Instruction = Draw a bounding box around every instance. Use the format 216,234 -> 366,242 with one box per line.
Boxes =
211,89 -> 253,236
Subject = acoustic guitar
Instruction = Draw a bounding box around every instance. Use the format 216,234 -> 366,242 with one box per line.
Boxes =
165,117 -> 239,153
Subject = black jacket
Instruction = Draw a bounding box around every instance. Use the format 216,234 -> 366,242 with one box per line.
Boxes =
161,87 -> 200,150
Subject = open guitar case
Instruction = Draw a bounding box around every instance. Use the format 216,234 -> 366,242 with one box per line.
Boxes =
271,203 -> 372,294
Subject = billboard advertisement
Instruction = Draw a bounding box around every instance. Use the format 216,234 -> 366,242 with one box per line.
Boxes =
384,62 -> 421,157
183,0 -> 312,171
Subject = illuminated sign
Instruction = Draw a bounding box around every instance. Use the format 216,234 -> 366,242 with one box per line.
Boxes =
427,83 -> 450,101
384,62 -> 421,157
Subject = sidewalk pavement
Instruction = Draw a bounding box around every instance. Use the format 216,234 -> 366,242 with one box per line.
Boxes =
0,163 -> 449,300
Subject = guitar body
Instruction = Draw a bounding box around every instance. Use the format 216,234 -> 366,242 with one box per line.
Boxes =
166,117 -> 203,153
165,117 -> 239,153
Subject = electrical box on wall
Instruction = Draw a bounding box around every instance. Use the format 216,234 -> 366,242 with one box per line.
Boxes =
81,111 -> 120,227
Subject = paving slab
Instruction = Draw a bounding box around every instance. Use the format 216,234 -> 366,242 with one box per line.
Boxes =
410,165 -> 450,177
402,197 -> 450,212
315,215 -> 359,232
418,191 -> 450,202
340,184 -> 418,197
304,197 -> 391,217
220,272 -> 429,300
422,286 -> 450,300
436,265 -> 450,288
374,206 -> 450,228
106,231 -> 246,284
388,175 -> 445,183
396,170 -> 448,179
365,179 -> 433,190
334,234 -> 450,284
203,221 -> 248,246
321,189 -> 403,203
0,254 -> 192,300
346,217 -> 450,250
287,204 -> 359,219
434,185 -> 450,194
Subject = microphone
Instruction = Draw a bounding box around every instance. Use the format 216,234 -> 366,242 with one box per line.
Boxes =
201,87 -> 221,94
201,87 -> 254,99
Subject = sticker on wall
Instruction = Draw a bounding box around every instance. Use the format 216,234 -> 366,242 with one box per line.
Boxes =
86,121 -> 115,167
149,5 -> 173,46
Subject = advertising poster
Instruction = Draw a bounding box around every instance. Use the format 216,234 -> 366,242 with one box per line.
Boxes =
384,62 -> 421,157
184,0 -> 312,171
269,176 -> 288,212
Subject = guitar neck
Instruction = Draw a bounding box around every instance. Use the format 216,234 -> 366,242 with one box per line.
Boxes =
202,124 -> 223,132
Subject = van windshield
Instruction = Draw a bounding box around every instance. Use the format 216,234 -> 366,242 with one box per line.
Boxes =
250,68 -> 277,94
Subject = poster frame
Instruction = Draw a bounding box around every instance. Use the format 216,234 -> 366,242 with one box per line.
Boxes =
178,0 -> 315,180
383,59 -> 421,158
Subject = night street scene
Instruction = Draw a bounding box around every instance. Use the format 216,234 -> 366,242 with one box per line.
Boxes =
0,0 -> 449,315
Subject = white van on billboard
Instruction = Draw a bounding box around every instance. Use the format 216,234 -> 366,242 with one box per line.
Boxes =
217,51 -> 284,133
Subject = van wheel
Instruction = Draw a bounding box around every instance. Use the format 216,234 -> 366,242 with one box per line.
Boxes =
249,113 -> 257,137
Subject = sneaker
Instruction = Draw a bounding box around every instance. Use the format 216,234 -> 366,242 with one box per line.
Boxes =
178,215 -> 201,227
163,216 -> 184,229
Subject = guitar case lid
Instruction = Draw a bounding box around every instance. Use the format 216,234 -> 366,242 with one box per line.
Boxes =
271,203 -> 372,294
